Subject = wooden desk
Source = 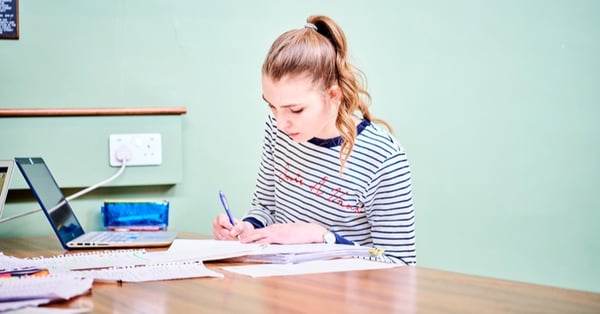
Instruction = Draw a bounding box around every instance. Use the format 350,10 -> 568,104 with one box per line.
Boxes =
2,235 -> 599,313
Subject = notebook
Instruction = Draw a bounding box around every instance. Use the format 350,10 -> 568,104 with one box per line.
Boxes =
0,160 -> 15,217
14,157 -> 177,249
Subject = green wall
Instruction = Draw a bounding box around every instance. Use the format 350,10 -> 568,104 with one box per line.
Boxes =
1,1 -> 599,293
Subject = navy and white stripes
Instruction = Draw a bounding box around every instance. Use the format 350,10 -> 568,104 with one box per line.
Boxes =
244,115 -> 416,265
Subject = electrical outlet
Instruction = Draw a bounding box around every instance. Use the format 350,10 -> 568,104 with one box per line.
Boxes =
109,133 -> 162,166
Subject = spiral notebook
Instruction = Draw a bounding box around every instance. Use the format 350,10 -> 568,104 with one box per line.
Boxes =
14,157 -> 177,249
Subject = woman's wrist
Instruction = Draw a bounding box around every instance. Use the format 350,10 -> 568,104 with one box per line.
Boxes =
309,223 -> 328,243
242,217 -> 265,229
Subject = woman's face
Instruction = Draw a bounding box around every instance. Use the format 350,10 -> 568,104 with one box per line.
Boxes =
262,74 -> 341,142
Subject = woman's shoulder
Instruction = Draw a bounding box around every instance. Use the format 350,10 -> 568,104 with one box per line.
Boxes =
349,121 -> 410,177
358,121 -> 406,155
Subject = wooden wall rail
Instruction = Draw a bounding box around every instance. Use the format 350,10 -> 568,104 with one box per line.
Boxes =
0,107 -> 187,117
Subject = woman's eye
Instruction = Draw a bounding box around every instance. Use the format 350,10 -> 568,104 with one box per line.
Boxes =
290,108 -> 303,114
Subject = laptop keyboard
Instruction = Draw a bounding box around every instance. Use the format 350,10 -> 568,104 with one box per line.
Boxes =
82,232 -> 140,243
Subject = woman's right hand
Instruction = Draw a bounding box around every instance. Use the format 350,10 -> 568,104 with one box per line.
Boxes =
212,213 -> 253,240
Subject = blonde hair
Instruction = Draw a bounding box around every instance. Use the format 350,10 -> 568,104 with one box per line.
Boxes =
262,15 -> 392,173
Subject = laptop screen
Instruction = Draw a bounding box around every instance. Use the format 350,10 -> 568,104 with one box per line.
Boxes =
15,157 -> 85,245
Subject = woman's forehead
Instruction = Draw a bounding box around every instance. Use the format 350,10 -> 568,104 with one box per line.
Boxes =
262,74 -> 324,106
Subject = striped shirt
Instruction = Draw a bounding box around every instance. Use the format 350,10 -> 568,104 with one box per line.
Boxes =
244,114 -> 416,265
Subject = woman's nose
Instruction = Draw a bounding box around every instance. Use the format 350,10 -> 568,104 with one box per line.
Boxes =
275,112 -> 291,129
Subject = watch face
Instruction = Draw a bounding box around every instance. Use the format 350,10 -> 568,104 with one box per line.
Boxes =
324,232 -> 336,244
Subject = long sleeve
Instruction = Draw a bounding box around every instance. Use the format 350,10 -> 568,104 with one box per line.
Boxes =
244,115 -> 279,226
361,148 -> 416,265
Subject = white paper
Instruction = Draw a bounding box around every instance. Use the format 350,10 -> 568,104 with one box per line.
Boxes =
220,258 -> 399,277
0,299 -> 53,313
167,239 -> 378,264
78,261 -> 223,282
165,239 -> 264,261
0,275 -> 93,302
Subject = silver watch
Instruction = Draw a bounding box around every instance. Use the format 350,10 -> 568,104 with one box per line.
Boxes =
323,231 -> 336,244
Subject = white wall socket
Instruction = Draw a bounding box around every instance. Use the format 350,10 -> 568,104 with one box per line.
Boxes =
109,133 -> 162,166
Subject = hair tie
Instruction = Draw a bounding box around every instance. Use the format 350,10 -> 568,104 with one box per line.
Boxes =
304,23 -> 317,31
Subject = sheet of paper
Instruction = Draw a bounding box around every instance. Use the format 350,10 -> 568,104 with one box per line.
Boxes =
0,275 -> 93,302
169,239 -> 368,254
254,243 -> 372,255
78,261 -> 223,282
7,305 -> 92,313
165,239 -> 264,261
0,298 -> 53,313
220,258 -> 399,277
1,243 -> 258,273
18,249 -> 154,271
169,239 -> 258,251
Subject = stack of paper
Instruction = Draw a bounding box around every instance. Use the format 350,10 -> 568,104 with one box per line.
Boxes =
167,240 -> 381,264
0,249 -> 226,286
166,239 -> 399,278
0,275 -> 93,312
240,243 -> 377,264
78,262 -> 223,283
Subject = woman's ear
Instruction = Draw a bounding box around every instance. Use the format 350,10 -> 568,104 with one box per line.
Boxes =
326,84 -> 342,105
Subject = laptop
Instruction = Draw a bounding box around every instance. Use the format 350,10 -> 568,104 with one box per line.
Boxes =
0,160 -> 15,218
14,157 -> 177,249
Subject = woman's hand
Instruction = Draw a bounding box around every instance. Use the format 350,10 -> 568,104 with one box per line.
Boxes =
212,213 -> 254,240
238,222 -> 327,244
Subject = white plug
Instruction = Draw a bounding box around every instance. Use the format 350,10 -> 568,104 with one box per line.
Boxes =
115,146 -> 133,165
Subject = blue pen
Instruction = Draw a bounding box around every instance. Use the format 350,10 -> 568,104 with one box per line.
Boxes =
218,190 -> 236,226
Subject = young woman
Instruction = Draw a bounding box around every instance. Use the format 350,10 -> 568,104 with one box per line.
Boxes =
213,15 -> 415,265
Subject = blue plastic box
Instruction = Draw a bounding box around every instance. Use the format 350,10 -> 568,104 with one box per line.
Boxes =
101,200 -> 169,231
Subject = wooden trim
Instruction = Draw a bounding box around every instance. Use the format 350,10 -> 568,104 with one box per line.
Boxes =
0,107 -> 187,117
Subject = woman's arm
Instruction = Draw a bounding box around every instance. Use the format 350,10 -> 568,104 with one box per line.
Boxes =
244,115 -> 279,226
364,150 -> 416,265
